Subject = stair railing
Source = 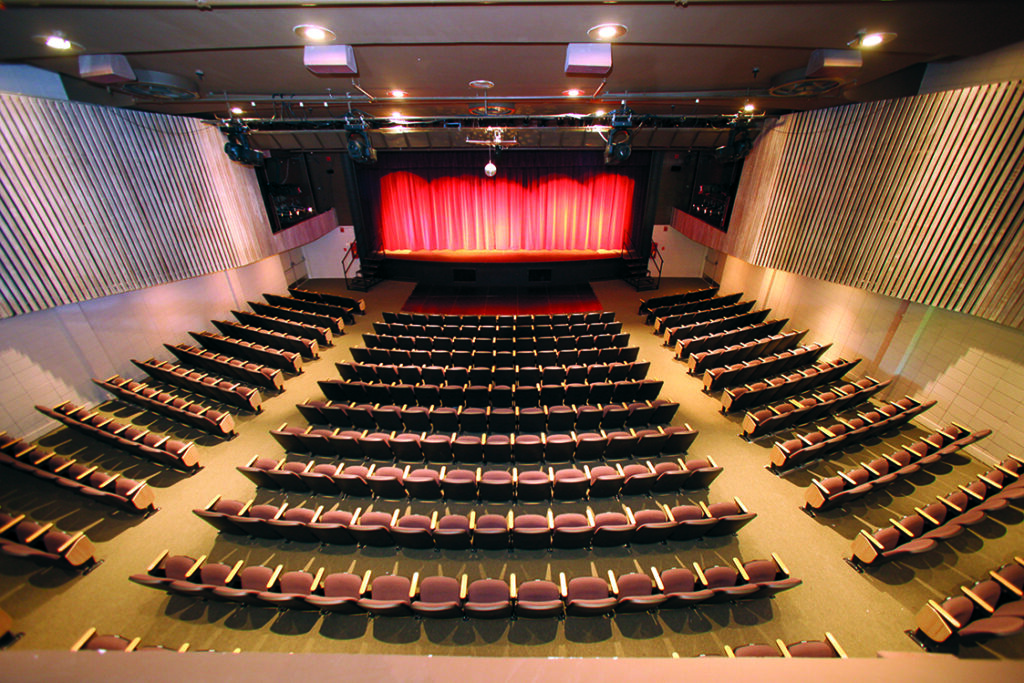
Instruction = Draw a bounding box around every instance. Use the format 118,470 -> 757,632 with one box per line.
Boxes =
341,240 -> 359,290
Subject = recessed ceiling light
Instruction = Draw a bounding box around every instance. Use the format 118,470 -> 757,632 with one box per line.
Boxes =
35,32 -> 82,51
743,102 -> 756,113
595,109 -> 606,116
850,31 -> 896,48
389,89 -> 407,98
230,106 -> 244,115
391,111 -> 404,119
293,24 -> 335,42
587,23 -> 627,41
469,80 -> 495,90
563,88 -> 583,98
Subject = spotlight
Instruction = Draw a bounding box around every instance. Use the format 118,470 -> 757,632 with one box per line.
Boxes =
343,113 -> 377,164
484,160 -> 497,177
604,103 -> 634,165
222,121 -> 263,166
849,30 -> 896,49
230,106 -> 244,115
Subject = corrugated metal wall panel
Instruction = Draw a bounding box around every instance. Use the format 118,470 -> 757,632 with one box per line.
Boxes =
0,93 -> 275,319
673,80 -> 1024,330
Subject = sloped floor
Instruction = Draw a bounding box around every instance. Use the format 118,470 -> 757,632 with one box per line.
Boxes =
0,277 -> 1021,659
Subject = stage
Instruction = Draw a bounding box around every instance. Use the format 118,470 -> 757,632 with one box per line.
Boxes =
383,249 -> 620,263
373,250 -> 624,287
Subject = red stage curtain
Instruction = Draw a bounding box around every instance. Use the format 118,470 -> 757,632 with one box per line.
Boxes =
378,168 -> 636,252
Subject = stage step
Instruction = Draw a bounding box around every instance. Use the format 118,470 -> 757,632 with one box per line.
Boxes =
348,256 -> 385,292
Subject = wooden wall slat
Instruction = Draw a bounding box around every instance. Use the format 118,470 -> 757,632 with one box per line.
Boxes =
672,80 -> 1024,331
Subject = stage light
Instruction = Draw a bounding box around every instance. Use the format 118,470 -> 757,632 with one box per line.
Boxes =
222,121 -> 263,167
390,89 -> 407,98
484,160 -> 497,177
294,24 -> 336,42
604,103 -> 634,165
347,130 -> 377,164
563,88 -> 582,98
36,32 -> 82,51
743,101 -> 755,113
849,30 -> 896,48
230,106 -> 244,115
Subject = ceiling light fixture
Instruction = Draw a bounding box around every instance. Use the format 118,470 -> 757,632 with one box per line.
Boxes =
563,88 -> 583,98
36,32 -> 81,51
389,89 -> 407,98
595,109 -> 605,116
587,23 -> 627,40
850,30 -> 896,49
484,159 -> 497,178
230,106 -> 244,115
743,102 -> 756,113
293,24 -> 336,42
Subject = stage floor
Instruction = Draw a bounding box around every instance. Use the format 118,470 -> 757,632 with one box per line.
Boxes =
383,249 -> 619,263
401,283 -> 603,315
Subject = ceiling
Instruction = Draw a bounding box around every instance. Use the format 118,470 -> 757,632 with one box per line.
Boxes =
3,0 -> 1023,151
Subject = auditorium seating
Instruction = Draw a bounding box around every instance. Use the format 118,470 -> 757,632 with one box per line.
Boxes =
724,633 -> 847,658
673,318 -> 787,358
702,343 -> 831,392
372,319 -> 623,339
638,284 -> 718,316
269,424 -> 698,461
264,292 -> 354,325
849,470 -> 1024,568
740,377 -> 891,439
130,554 -> 797,615
212,320 -> 319,359
769,397 -> 936,471
912,557 -> 1024,648
132,358 -> 262,412
35,402 -> 200,471
233,309 -> 333,347
237,456 -> 718,499
250,300 -> 345,334
317,378 -> 663,408
337,360 -> 651,385
165,342 -> 285,391
189,331 -> 302,374
92,376 -> 236,437
662,308 -> 770,346
0,432 -> 156,513
288,285 -> 365,315
804,427 -> 994,512
291,400 -> 685,437
381,311 -> 615,326
647,292 -> 741,326
192,500 -> 752,548
349,344 -> 640,366
70,627 -> 196,652
686,329 -> 808,373
0,508 -> 98,569
720,358 -> 861,413
361,331 -> 630,354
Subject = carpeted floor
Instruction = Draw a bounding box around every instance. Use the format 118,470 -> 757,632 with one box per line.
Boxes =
0,277 -> 1021,659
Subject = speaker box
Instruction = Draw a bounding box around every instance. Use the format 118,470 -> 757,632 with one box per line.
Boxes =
304,45 -> 358,75
565,43 -> 612,75
805,49 -> 862,78
78,54 -> 136,84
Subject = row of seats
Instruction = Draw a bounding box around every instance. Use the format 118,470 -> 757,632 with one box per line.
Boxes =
350,344 -> 640,367
646,291 -> 737,326
190,331 -> 302,374
770,397 -> 936,470
250,299 -> 345,334
661,308 -> 768,346
721,633 -> 847,658
132,358 -> 262,413
741,377 -> 891,439
36,402 -> 200,471
850,470 -> 1024,567
804,427 -> 995,511
213,320 -> 319,360
317,378 -> 664,409
288,285 -> 365,315
294,400 -> 683,435
237,457 -> 723,499
686,329 -> 807,374
673,318 -> 786,359
337,360 -> 651,386
132,552 -> 795,617
166,342 -> 285,391
720,358 -> 860,413
382,310 -> 615,326
703,343 -> 831,392
639,284 -> 718,316
372,320 -> 623,340
362,332 -> 631,353
657,299 -> 755,337
233,309 -> 334,347
0,432 -> 156,513
271,425 -> 699,462
913,557 -> 1024,647
265,292 -> 354,325
70,627 -> 202,653
93,376 -> 236,437
0,508 -> 98,569
194,500 -> 755,549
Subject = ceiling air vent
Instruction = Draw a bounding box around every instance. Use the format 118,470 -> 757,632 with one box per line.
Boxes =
117,69 -> 198,100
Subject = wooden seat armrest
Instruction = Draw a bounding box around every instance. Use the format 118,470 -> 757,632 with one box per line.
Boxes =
837,471 -> 858,486
818,427 -> 836,439
266,564 -> 284,590
958,484 -> 984,501
74,465 -> 100,481
0,514 -> 26,535
961,586 -> 995,613
732,557 -> 750,582
771,553 -> 791,576
811,479 -> 832,497
989,571 -> 1024,597
459,574 -> 469,601
824,632 -> 847,658
937,495 -> 963,513
858,529 -> 884,550
56,531 -> 85,554
24,522 -> 55,544
559,572 -> 568,599
53,460 -> 75,474
978,474 -> 1001,489
861,462 -> 881,477
927,599 -> 961,628
880,451 -> 902,466
889,518 -> 915,537
97,473 -> 121,489
408,571 -> 420,599
692,562 -> 708,587
225,560 -> 244,585
146,549 -> 170,573
914,507 -> 939,526
70,627 -> 98,652
650,566 -> 665,592
184,554 -> 207,579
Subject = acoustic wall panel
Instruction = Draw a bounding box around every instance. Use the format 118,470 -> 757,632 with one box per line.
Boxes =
673,80 -> 1024,330
0,92 -> 275,319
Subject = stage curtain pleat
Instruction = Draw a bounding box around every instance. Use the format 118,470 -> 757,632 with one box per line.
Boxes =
373,153 -> 639,252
